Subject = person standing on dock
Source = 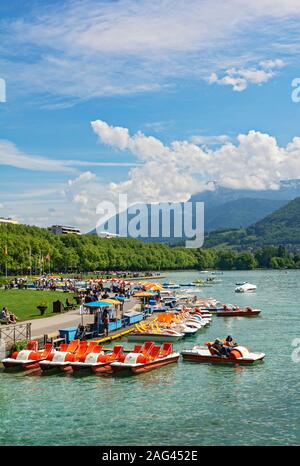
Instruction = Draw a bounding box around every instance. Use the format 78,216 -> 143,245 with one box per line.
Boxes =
102,309 -> 110,337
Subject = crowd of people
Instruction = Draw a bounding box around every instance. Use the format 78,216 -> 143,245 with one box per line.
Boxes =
5,278 -> 28,290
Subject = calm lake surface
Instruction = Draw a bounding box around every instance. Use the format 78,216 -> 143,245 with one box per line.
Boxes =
0,270 -> 299,445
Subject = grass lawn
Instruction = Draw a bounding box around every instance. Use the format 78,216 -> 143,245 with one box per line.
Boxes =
0,289 -> 76,321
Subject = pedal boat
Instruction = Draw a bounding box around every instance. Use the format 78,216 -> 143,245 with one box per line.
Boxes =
72,344 -> 125,374
39,339 -> 81,373
2,341 -> 54,371
66,342 -> 104,372
110,342 -> 180,375
181,344 -> 265,365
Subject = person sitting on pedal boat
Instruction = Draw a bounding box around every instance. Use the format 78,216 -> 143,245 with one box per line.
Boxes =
224,335 -> 237,348
211,338 -> 231,357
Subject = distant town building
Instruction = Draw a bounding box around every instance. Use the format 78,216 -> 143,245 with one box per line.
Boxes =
97,231 -> 120,238
0,217 -> 19,225
48,225 -> 81,235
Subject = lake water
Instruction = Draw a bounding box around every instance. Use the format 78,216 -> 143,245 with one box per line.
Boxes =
0,270 -> 299,445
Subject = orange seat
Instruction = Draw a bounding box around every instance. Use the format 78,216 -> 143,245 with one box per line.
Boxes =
40,343 -> 53,358
142,341 -> 155,356
59,343 -> 68,352
206,342 -> 219,356
66,339 -> 80,353
149,345 -> 161,360
27,340 -> 38,351
111,345 -> 123,360
133,344 -> 143,353
79,344 -> 103,362
159,342 -> 173,358
87,341 -> 98,351
73,341 -> 88,361
97,345 -> 123,363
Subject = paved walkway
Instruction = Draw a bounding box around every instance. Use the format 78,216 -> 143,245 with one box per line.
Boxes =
22,299 -> 139,338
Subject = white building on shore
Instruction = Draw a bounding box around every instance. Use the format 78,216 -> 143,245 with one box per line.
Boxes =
48,225 -> 81,235
0,217 -> 19,225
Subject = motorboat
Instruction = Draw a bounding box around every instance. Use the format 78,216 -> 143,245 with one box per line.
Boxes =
126,328 -> 184,342
235,282 -> 257,293
178,287 -> 203,294
205,277 -> 222,284
179,283 -> 196,287
181,344 -> 265,365
216,306 -> 261,317
110,342 -> 180,375
2,341 -> 54,370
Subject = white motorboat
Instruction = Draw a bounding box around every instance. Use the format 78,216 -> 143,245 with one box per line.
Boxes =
126,328 -> 184,342
235,282 -> 257,293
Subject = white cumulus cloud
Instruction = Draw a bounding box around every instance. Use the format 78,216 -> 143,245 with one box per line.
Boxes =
209,59 -> 285,92
90,119 -> 300,204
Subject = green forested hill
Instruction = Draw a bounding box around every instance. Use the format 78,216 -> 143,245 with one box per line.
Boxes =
0,223 -> 199,274
1,205 -> 300,276
205,197 -> 300,249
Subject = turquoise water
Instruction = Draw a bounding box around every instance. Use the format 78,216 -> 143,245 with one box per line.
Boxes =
0,270 -> 299,446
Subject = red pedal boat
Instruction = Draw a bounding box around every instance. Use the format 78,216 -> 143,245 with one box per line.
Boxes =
39,339 -> 81,372
2,341 -> 54,370
71,344 -> 125,374
216,306 -> 261,317
110,341 -> 180,375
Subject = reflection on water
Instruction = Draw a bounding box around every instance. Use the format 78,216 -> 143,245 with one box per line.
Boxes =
0,270 -> 299,446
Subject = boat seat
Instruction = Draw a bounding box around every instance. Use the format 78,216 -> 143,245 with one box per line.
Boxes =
75,341 -> 88,359
66,339 -> 80,353
142,341 -> 155,356
149,346 -> 161,360
27,340 -> 39,351
79,345 -> 103,362
40,343 -> 53,358
133,344 -> 143,353
159,342 -> 173,358
59,343 -> 68,352
87,341 -> 98,351
206,342 -> 220,356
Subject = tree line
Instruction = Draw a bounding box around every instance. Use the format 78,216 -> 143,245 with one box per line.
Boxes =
1,224 -> 300,277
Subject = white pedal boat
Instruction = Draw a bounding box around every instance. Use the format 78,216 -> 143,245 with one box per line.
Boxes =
181,345 -> 265,365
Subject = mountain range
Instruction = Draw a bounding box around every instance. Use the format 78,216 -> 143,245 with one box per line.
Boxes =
205,196 -> 300,250
90,179 -> 300,241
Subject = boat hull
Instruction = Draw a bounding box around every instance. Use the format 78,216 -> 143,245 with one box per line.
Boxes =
216,310 -> 261,317
2,358 -> 44,371
181,351 -> 265,365
39,362 -> 73,373
2,361 -> 40,371
110,354 -> 180,375
126,333 -> 183,342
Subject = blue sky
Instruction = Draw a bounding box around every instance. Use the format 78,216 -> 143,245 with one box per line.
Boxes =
1,0 -> 300,231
